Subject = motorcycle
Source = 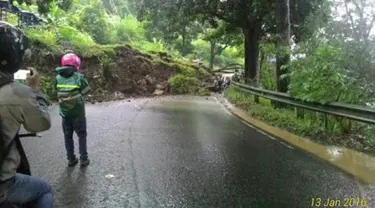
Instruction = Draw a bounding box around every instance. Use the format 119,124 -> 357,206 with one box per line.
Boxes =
217,77 -> 231,93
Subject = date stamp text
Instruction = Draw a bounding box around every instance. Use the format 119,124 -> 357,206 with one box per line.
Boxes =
311,197 -> 368,207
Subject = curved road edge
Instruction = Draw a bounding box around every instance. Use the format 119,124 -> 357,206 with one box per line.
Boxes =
213,94 -> 375,185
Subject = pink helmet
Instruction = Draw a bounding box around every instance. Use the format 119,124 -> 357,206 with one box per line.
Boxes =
61,53 -> 81,70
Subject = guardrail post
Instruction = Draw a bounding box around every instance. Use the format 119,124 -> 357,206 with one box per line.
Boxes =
272,100 -> 287,108
324,114 -> 328,130
245,78 -> 260,103
296,108 -> 304,119
254,95 -> 259,103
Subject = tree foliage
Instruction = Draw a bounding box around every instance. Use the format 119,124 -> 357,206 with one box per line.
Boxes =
101,0 -> 131,17
259,43 -> 276,90
9,0 -> 67,14
78,0 -> 109,44
132,0 -> 326,86
290,0 -> 375,105
130,0 -> 203,55
201,21 -> 243,68
56,0 -> 73,11
274,0 -> 291,96
290,45 -> 360,104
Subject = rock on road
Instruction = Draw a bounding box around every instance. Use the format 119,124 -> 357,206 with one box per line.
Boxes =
21,96 -> 375,208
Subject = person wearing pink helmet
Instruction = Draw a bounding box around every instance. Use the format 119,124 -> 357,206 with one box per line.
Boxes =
55,53 -> 91,167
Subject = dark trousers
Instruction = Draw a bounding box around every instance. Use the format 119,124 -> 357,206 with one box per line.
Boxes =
62,117 -> 88,161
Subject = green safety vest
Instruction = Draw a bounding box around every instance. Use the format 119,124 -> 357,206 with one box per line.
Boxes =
55,66 -> 90,119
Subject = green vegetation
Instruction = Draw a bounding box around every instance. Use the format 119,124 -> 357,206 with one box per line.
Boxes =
226,86 -> 375,155
168,74 -> 199,94
123,0 -> 372,153
5,0 -> 375,152
223,0 -> 375,153
40,76 -> 55,102
7,0 -> 244,94
9,0 -> 242,68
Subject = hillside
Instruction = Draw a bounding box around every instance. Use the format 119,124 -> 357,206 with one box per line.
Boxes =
23,44 -> 216,103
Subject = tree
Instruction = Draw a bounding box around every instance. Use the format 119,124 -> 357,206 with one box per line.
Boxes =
275,0 -> 291,94
133,0 -> 326,86
78,0 -> 109,44
259,42 -> 276,90
101,0 -> 131,17
56,0 -> 74,11
332,0 -> 375,44
171,21 -> 202,56
289,0 -> 375,105
130,0 -> 202,55
330,0 -> 375,98
202,22 -> 242,69
9,0 -> 75,14
9,0 -> 52,14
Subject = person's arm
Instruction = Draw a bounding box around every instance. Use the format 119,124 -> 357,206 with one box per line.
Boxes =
11,85 -> 51,133
79,74 -> 91,96
17,68 -> 50,132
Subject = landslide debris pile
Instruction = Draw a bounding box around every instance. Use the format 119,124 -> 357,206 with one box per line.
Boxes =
24,45 -> 218,103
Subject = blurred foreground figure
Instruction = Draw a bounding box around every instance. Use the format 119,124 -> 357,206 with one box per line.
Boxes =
0,21 -> 54,208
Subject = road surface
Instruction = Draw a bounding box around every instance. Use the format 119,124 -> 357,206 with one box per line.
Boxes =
21,96 -> 375,208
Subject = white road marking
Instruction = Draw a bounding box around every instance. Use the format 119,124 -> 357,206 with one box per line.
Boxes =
213,96 -> 220,103
280,142 -> 294,149
268,136 -> 276,140
214,96 -> 232,115
281,142 -> 294,149
215,96 -> 295,150
133,104 -> 141,110
241,121 -> 294,149
223,98 -> 232,107
105,174 -> 115,178
222,108 -> 232,115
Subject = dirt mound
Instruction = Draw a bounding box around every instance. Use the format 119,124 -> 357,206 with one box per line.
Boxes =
23,45 -> 216,103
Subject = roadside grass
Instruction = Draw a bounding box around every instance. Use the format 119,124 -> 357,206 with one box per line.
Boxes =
225,86 -> 375,156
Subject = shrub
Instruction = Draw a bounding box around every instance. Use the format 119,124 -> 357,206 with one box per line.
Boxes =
57,25 -> 95,46
168,74 -> 199,94
289,44 -> 363,104
24,28 -> 61,52
176,65 -> 196,77
135,38 -> 165,53
40,75 -> 56,101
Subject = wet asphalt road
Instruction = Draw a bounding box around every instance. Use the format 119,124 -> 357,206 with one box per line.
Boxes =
21,96 -> 375,208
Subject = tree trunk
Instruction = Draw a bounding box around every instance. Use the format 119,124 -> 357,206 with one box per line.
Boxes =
209,40 -> 216,70
259,50 -> 265,86
275,0 -> 291,93
243,24 -> 261,87
274,0 -> 291,108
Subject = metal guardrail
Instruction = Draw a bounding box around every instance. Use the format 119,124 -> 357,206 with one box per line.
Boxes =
231,81 -> 375,125
212,64 -> 243,74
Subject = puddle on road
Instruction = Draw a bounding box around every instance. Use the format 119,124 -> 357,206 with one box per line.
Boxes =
229,105 -> 375,185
